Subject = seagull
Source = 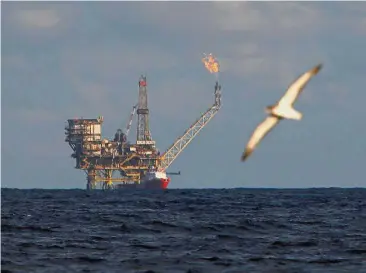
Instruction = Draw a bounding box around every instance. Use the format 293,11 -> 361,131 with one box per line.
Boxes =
241,63 -> 323,162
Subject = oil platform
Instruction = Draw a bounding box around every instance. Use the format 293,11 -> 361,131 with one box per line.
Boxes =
65,76 -> 222,190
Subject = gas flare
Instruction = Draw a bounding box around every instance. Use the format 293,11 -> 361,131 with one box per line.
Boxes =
202,53 -> 220,74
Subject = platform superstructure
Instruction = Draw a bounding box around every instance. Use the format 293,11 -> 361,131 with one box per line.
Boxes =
65,63 -> 221,190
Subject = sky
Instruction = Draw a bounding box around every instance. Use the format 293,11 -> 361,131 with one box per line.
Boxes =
1,1 -> 366,189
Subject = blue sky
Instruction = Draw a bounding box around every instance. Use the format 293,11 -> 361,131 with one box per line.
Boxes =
2,1 -> 366,189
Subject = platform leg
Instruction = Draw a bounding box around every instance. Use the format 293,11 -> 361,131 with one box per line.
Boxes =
102,169 -> 114,190
86,169 -> 97,190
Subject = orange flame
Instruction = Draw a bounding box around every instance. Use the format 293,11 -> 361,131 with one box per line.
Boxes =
202,53 -> 220,74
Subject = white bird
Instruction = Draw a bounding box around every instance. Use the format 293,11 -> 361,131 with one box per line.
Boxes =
241,63 -> 323,162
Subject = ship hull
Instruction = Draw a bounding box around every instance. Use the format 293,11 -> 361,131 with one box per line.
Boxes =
142,178 -> 170,190
116,178 -> 170,190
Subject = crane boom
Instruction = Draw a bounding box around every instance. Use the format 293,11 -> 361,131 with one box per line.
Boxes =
125,104 -> 137,137
158,81 -> 222,171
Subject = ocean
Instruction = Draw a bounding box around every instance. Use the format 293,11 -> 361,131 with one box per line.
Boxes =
1,188 -> 366,273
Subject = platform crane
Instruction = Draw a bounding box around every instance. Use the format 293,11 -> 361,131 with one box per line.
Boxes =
125,103 -> 137,138
158,81 -> 222,171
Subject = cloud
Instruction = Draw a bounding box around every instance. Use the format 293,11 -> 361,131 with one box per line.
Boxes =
115,2 -> 324,37
100,2 -> 218,34
212,2 -> 323,33
15,9 -> 60,28
2,2 -> 81,45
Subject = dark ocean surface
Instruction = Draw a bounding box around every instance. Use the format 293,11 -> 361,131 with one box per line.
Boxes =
1,188 -> 366,273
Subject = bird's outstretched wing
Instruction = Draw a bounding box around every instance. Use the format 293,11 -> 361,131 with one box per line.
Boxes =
241,116 -> 280,162
278,64 -> 322,107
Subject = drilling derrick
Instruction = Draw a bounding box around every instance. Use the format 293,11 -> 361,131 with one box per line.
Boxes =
136,76 -> 153,144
